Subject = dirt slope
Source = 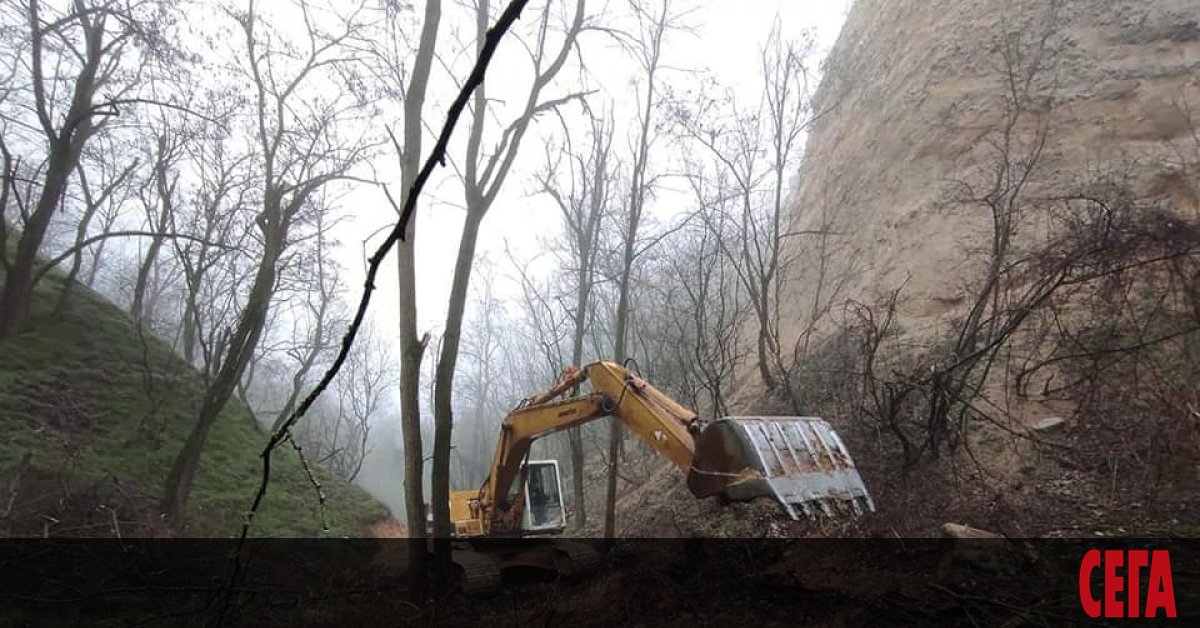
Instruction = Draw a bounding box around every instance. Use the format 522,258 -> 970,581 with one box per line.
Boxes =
741,0 -> 1200,401
616,0 -> 1200,538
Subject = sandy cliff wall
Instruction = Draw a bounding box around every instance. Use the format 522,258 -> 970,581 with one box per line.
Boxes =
757,0 -> 1200,397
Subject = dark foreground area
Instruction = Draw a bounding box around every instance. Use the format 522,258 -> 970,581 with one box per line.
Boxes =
0,538 -> 1195,627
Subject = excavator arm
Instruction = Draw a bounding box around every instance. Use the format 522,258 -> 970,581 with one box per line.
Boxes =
464,360 -> 874,536
486,362 -> 699,514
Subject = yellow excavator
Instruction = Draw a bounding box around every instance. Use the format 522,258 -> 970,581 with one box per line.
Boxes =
435,360 -> 874,592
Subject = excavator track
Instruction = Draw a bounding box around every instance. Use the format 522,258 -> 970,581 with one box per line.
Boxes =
448,539 -> 603,595
545,539 -> 602,578
451,545 -> 502,595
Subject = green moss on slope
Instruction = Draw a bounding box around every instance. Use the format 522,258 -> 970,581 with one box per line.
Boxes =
0,262 -> 388,537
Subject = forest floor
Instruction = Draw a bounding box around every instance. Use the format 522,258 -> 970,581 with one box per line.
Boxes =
598,388 -> 1200,539
604,449 -> 1198,539
11,534 -> 1196,627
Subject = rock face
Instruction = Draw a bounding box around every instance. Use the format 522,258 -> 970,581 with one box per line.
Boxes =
763,0 -> 1200,389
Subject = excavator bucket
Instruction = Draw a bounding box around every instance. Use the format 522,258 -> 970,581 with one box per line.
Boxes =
687,416 -> 875,520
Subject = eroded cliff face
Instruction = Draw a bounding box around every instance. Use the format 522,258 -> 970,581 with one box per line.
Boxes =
762,0 -> 1200,389
614,0 -> 1200,538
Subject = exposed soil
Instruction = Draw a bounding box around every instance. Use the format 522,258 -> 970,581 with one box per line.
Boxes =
704,0 -> 1200,542
760,0 -> 1200,398
363,516 -> 409,538
605,412 -> 1197,539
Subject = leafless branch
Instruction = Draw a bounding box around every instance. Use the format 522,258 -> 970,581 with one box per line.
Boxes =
232,0 -> 529,555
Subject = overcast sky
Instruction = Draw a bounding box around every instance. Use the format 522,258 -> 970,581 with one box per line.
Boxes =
332,0 -> 853,370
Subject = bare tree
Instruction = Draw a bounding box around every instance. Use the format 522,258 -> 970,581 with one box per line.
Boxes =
265,219 -> 341,434
507,247 -> 571,380
430,0 -> 587,577
131,124 -> 187,324
0,0 -> 178,336
56,136 -> 139,313
604,0 -> 680,541
322,323 -> 396,482
162,0 -> 372,523
503,244 -> 586,507
672,21 -> 817,393
843,2 -> 1082,467
170,123 -> 253,367
453,261 -> 515,486
372,0 -> 441,597
659,213 -> 747,419
919,9 -> 1063,459
535,100 -> 615,530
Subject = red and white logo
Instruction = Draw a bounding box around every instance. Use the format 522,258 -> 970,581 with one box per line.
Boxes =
1079,549 -> 1176,619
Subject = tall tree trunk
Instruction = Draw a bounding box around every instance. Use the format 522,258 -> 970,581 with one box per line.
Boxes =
182,294 -> 197,364
131,228 -> 168,324
179,242 -> 211,367
567,273 -> 591,531
397,206 -> 429,592
426,0 -> 580,587
131,237 -> 166,323
0,134 -> 88,335
427,0 -> 486,593
605,243 -> 634,541
432,207 -> 483,588
393,0 -> 441,602
546,105 -> 611,534
83,234 -> 109,288
0,2 -> 103,337
163,219 -> 282,522
603,0 -> 669,540
604,0 -> 678,541
756,317 -> 777,390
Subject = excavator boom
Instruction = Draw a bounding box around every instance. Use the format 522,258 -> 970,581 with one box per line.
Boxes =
458,361 -> 873,537
441,360 -> 874,593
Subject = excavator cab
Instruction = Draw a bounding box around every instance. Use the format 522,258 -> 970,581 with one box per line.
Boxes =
520,460 -> 567,533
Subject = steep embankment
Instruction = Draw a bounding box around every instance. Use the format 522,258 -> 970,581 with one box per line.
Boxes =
617,0 -> 1200,537
767,0 -> 1199,359
0,262 -> 388,537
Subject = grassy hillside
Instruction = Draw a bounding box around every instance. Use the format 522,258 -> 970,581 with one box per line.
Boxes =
0,260 -> 389,537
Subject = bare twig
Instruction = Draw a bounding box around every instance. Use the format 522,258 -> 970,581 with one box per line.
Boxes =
35,231 -> 235,284
286,432 -> 327,533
